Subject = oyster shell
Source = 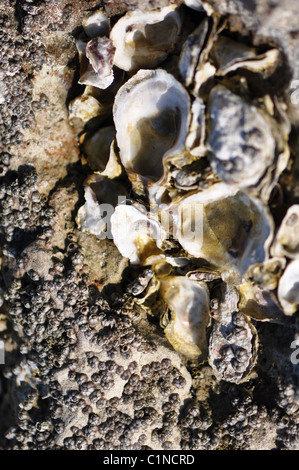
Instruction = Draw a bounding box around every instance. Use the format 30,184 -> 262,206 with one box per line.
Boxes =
278,259 -> 299,316
76,185 -> 108,239
127,268 -> 155,297
271,205 -> 299,259
110,202 -> 167,265
113,69 -> 190,181
167,183 -> 274,282
68,94 -> 108,125
239,258 -> 286,321
148,151 -> 218,207
160,276 -> 210,359
185,96 -> 206,156
210,35 -> 282,78
183,0 -> 205,12
208,283 -> 258,383
239,281 -> 284,322
245,257 -> 286,291
207,85 -> 277,193
76,174 -> 128,240
77,37 -> 115,90
178,18 -> 211,88
82,9 -> 110,39
81,126 -> 115,171
110,6 -> 181,72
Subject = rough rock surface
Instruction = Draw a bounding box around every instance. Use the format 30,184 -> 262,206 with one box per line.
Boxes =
0,0 -> 298,450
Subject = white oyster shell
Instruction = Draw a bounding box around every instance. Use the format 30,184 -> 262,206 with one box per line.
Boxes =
183,0 -> 204,11
110,6 -> 181,72
160,276 -> 210,359
113,69 -> 190,181
278,259 -> 299,316
76,186 -> 108,239
271,205 -> 299,259
111,203 -> 167,265
76,175 -> 128,240
77,37 -> 115,90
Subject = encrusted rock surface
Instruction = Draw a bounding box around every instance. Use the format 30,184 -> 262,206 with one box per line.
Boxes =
0,0 -> 298,450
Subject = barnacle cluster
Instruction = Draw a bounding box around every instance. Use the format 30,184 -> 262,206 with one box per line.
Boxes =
72,0 -> 297,385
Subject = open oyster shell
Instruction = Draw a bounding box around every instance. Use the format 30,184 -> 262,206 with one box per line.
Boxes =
110,6 -> 182,72
81,126 -> 116,171
165,183 -> 274,282
160,276 -> 210,359
113,69 -> 190,181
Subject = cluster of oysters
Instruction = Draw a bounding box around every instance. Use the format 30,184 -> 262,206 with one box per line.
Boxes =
69,0 -> 299,383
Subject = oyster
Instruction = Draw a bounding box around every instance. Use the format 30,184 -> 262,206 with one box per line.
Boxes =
82,9 -> 110,39
81,126 -> 115,171
77,37 -> 115,90
76,185 -> 108,239
113,69 -> 190,181
178,18 -> 212,88
167,183 -> 274,282
77,174 -> 128,240
210,36 -> 282,78
110,6 -> 182,72
127,269 -> 155,297
160,276 -> 210,359
208,283 -> 258,383
207,85 -> 278,195
185,96 -> 206,156
68,94 -> 107,125
239,282 -> 285,322
271,205 -> 299,259
239,258 -> 286,321
245,257 -> 286,292
110,202 -> 167,265
278,259 -> 299,316
183,0 -> 205,11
